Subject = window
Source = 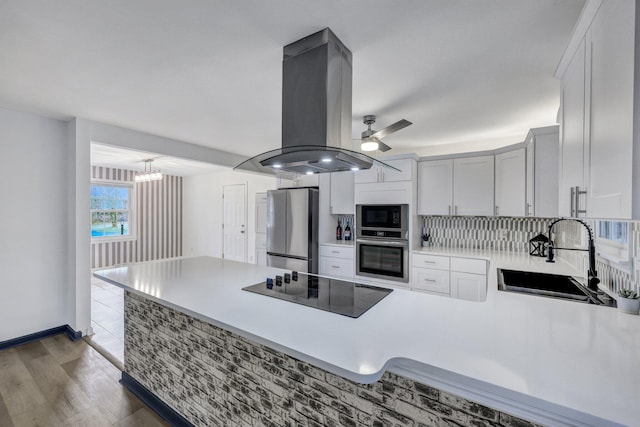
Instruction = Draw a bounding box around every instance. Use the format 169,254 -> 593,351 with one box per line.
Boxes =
91,182 -> 134,239
597,220 -> 628,245
596,220 -> 630,268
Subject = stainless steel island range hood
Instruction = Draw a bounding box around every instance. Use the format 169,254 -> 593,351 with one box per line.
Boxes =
234,28 -> 398,177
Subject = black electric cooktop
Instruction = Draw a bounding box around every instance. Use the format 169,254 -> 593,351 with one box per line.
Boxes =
242,272 -> 393,318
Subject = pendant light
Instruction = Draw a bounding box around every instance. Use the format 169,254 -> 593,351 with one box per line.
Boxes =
135,159 -> 163,182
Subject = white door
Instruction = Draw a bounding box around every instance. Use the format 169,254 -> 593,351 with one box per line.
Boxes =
453,156 -> 495,216
223,184 -> 247,262
417,160 -> 454,215
495,149 -> 526,217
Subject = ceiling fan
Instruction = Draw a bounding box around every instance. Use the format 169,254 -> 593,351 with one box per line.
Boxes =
358,115 -> 412,152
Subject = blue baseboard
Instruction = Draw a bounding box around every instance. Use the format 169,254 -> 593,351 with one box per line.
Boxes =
121,372 -> 194,427
65,325 -> 82,341
0,324 -> 82,351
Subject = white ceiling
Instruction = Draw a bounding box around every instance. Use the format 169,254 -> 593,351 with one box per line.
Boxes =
0,0 -> 585,163
91,143 -> 228,176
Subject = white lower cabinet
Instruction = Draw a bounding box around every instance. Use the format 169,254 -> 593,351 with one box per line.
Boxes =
411,253 -> 487,301
319,244 -> 354,279
450,272 -> 486,302
412,268 -> 450,295
411,253 -> 450,296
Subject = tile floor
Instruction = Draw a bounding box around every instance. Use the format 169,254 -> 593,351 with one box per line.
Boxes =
88,276 -> 124,366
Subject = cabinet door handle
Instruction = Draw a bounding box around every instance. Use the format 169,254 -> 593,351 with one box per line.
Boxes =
526,203 -> 532,216
575,186 -> 587,216
423,278 -> 436,282
331,251 -> 340,254
495,205 -> 499,216
423,260 -> 436,264
570,186 -> 576,217
331,265 -> 340,269
454,205 -> 458,215
448,205 -> 451,215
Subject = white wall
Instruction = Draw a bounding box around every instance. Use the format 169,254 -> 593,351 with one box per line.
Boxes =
0,108 -> 71,341
183,170 -> 276,262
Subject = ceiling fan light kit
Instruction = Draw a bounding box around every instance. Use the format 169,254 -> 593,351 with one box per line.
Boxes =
360,115 -> 412,152
361,137 -> 380,152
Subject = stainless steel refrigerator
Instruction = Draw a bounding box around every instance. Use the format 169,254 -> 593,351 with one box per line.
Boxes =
266,188 -> 319,274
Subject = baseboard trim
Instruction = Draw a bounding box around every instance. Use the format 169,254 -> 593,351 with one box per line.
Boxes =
65,325 -> 82,341
121,372 -> 193,427
0,324 -> 82,350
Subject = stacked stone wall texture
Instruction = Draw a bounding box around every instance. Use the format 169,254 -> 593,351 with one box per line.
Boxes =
125,292 -> 541,427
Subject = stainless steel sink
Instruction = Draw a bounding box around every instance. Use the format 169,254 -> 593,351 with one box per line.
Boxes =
497,269 -> 616,307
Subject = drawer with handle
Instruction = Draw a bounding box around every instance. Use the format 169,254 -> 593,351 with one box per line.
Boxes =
450,257 -> 487,275
319,256 -> 354,278
411,268 -> 450,295
319,245 -> 354,260
411,253 -> 450,271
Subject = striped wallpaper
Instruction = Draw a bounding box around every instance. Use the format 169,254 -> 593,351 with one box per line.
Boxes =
91,166 -> 182,269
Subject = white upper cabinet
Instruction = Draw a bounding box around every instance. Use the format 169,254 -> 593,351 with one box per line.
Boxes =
558,38 -> 587,217
495,149 -> 525,217
417,160 -> 453,215
525,126 -> 559,218
330,171 -> 354,215
418,155 -> 494,216
557,0 -> 636,219
453,156 -> 495,216
354,158 -> 416,205
586,0 -> 634,218
354,159 -> 414,183
526,141 -> 535,216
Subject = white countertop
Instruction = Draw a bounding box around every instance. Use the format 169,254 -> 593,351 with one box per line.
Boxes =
320,241 -> 355,247
95,252 -> 640,427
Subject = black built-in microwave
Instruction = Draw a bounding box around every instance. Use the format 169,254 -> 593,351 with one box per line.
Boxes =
356,204 -> 409,239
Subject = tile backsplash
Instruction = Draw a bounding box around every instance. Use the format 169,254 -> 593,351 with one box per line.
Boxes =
422,216 -> 552,252
422,216 -> 640,295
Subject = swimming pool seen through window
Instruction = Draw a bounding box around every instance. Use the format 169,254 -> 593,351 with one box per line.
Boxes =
91,182 -> 134,239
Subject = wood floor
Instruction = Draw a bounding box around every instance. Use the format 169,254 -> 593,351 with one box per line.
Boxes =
0,334 -> 168,427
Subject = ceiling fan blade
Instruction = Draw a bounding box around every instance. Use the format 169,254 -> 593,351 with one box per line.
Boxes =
378,140 -> 392,152
371,119 -> 412,139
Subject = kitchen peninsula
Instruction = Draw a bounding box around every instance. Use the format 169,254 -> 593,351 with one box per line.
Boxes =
95,255 -> 639,427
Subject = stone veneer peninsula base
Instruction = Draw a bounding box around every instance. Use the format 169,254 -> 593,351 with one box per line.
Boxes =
124,291 -> 540,427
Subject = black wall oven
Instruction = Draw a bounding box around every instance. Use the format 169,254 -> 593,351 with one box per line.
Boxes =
356,204 -> 409,283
